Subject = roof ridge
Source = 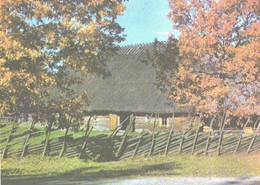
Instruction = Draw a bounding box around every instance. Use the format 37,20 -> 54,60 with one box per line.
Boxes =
120,40 -> 167,48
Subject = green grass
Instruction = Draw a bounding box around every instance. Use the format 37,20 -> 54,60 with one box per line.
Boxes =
0,123 -> 114,150
2,154 -> 260,179
1,123 -> 260,179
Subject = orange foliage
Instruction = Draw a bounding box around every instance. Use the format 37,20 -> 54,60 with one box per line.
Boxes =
168,0 -> 259,116
0,0 -> 126,118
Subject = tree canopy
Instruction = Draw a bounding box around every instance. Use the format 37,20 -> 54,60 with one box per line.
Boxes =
166,0 -> 259,117
0,0 -> 127,121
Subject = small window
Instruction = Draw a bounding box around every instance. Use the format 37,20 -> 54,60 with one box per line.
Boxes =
162,118 -> 167,126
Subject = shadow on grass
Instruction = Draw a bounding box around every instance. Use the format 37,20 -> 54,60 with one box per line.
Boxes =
68,161 -> 181,179
2,161 -> 181,185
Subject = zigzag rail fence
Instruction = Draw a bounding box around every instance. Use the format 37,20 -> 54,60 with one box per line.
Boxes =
0,116 -> 259,161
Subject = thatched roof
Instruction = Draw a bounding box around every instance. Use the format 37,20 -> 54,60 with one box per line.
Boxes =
81,43 -> 189,114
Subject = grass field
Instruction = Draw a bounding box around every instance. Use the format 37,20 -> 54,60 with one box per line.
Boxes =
2,154 -> 260,179
1,123 -> 260,179
0,123 -> 114,149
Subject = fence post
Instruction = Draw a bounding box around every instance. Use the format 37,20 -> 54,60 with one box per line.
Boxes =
132,124 -> 148,158
246,117 -> 260,155
110,116 -> 129,138
217,112 -> 228,156
115,116 -> 135,159
191,114 -> 202,155
2,115 -> 17,159
234,117 -> 250,155
59,126 -> 69,157
79,116 -> 92,158
21,119 -> 36,157
130,114 -> 135,132
42,122 -> 53,158
204,116 -> 216,156
149,113 -> 158,156
179,117 -> 193,154
79,127 -> 93,158
165,111 -> 175,156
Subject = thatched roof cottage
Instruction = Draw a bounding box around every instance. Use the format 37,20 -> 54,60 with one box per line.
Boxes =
81,43 -> 190,130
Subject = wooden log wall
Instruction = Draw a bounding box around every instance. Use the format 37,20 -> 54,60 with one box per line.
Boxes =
83,115 -> 110,131
82,115 -> 189,132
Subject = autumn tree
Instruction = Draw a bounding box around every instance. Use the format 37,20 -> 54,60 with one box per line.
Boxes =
166,0 -> 259,118
0,0 -> 127,122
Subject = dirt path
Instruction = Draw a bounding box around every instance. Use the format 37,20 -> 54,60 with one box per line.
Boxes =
2,176 -> 260,185
100,177 -> 260,185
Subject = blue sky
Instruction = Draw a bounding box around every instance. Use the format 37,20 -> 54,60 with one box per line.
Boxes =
117,0 -> 177,46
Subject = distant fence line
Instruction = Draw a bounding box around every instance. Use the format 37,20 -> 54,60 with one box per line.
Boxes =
0,116 -> 259,161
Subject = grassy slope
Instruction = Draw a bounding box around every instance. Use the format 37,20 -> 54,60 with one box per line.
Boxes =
2,154 -> 260,179
1,124 -> 114,149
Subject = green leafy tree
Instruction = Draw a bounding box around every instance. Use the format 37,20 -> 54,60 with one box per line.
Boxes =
0,0 -> 127,120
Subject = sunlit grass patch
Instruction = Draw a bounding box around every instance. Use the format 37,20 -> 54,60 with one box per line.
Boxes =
2,154 -> 260,179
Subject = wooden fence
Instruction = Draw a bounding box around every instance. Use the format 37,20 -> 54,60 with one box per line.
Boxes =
0,117 -> 259,161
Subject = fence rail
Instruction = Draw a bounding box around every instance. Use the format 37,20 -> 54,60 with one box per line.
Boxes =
0,119 -> 259,161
